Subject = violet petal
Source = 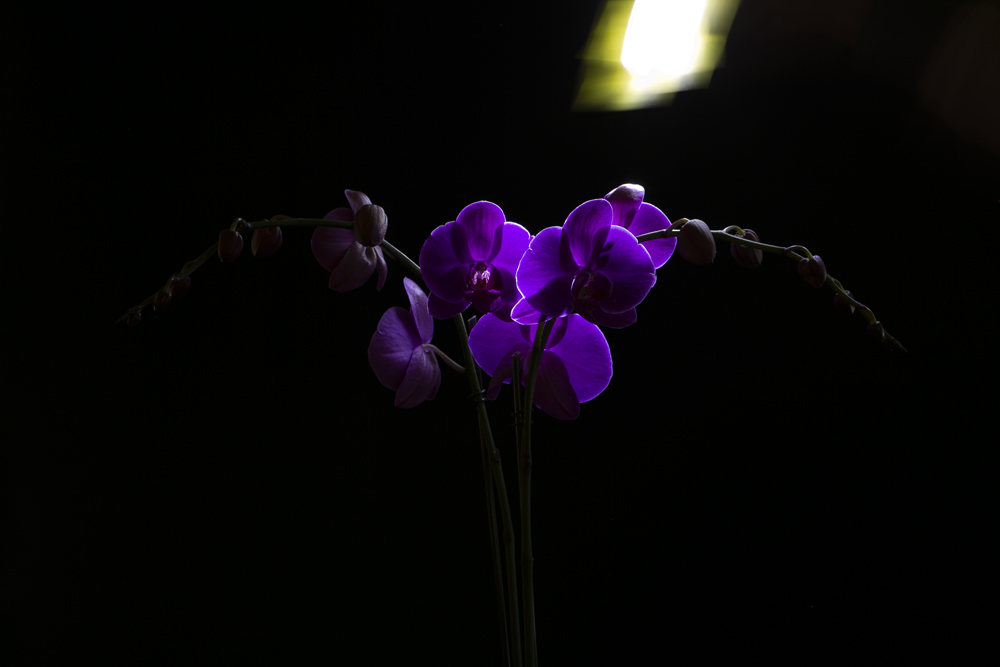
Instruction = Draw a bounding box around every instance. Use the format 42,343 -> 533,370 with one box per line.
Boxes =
344,190 -> 372,215
595,225 -> 656,313
311,227 -> 356,272
428,292 -> 469,319
420,221 -> 475,303
374,247 -> 388,291
468,313 -> 534,376
516,227 -> 576,317
604,184 -> 644,229
368,306 -> 421,391
456,201 -> 506,261
323,207 -> 354,222
403,277 -> 434,344
327,243 -> 376,291
629,203 -> 677,269
395,346 -> 440,408
533,351 -> 580,420
486,345 -> 522,400
488,223 -> 532,311
563,199 -> 613,267
547,314 -> 612,403
511,298 -> 545,324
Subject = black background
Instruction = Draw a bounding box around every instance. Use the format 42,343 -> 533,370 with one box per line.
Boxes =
5,0 -> 995,662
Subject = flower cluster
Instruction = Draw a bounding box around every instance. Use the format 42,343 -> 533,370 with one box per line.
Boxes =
321,186 -> 675,418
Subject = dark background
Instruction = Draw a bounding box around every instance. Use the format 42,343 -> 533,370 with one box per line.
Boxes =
5,0 -> 995,662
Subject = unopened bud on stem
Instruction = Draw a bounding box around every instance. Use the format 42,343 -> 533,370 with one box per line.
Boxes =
797,255 -> 827,288
677,219 -> 716,265
353,204 -> 388,246
219,230 -> 244,262
251,226 -> 283,258
730,229 -> 762,268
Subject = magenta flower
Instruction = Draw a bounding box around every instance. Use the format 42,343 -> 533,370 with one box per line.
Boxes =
368,277 -> 441,408
311,189 -> 389,291
418,201 -> 531,320
515,199 -> 656,327
468,313 -> 612,420
604,184 -> 677,269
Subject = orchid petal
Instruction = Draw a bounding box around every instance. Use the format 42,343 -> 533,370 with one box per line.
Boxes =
563,199 -> 612,267
517,227 -> 575,317
420,221 -> 475,303
311,226 -> 356,272
604,184 -> 645,229
428,292 -> 469,320
323,207 -> 354,222
533,351 -> 580,420
395,346 -> 440,408
511,298 -> 545,324
457,201 -> 506,261
629,203 -> 677,269
344,189 -> 372,215
403,277 -> 434,344
547,315 -> 612,403
327,243 -> 377,291
368,306 -> 422,391
595,226 -> 656,313
468,313 -> 533,376
486,345 -> 522,400
488,223 -> 532,310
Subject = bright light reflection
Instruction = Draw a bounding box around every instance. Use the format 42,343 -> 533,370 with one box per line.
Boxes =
621,0 -> 707,83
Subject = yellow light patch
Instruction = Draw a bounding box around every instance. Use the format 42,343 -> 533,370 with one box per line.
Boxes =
573,0 -> 741,111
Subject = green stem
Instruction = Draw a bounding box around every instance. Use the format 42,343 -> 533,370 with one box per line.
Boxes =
479,414 -> 511,667
518,318 -> 554,667
454,314 -> 523,667
633,224 -> 906,351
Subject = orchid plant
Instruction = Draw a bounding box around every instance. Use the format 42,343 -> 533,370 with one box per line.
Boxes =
118,184 -> 904,666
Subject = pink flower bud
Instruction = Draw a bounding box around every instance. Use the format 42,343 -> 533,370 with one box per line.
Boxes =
251,226 -> 283,258
867,321 -> 885,343
676,219 -> 716,265
833,290 -> 855,316
797,255 -> 827,288
730,229 -> 762,268
219,230 -> 244,262
353,204 -> 388,246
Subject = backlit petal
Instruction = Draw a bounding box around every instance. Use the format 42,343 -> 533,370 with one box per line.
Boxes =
395,346 -> 440,408
311,226 -> 355,272
604,184 -> 644,229
420,221 -> 474,303
547,314 -> 612,403
368,306 -> 421,391
403,277 -> 434,344
629,203 -> 677,269
468,313 -> 533,376
517,227 -> 575,317
595,226 -> 656,313
344,189 -> 372,215
533,351 -> 580,420
563,199 -> 612,267
328,243 -> 377,291
457,201 -> 506,261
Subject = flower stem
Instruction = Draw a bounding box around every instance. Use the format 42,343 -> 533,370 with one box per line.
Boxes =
478,414 -> 511,667
454,314 -> 523,667
518,318 -> 555,667
633,225 -> 906,351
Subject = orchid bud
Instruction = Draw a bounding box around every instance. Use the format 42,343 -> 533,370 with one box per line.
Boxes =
867,321 -> 885,343
153,289 -> 171,312
833,290 -> 854,316
676,219 -> 716,265
127,307 -> 142,327
251,226 -> 283,258
797,255 -> 827,288
730,229 -> 762,268
353,204 -> 387,246
219,230 -> 244,262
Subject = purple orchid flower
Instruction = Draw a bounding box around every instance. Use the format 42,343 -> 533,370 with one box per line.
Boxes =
515,199 -> 656,327
311,189 -> 389,291
418,201 -> 531,321
468,312 -> 612,420
604,184 -> 677,269
368,277 -> 441,408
